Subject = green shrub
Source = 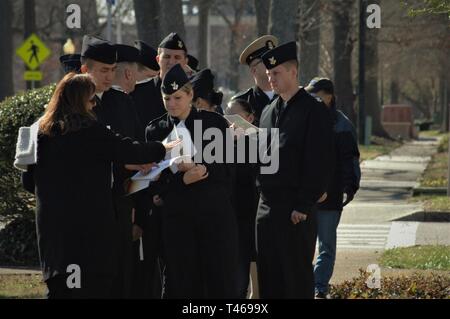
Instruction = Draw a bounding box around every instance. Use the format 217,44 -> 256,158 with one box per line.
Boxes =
0,85 -> 54,266
0,215 -> 39,266
330,269 -> 450,299
0,85 -> 55,223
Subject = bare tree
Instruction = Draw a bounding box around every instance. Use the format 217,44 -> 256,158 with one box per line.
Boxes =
298,0 -> 321,85
215,0 -> 247,91
197,0 -> 213,68
365,0 -> 389,137
160,0 -> 186,39
332,0 -> 357,124
269,0 -> 300,43
133,0 -> 161,48
254,0 -> 270,36
0,0 -> 14,101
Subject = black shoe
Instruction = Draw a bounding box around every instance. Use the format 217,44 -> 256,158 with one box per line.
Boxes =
315,291 -> 328,299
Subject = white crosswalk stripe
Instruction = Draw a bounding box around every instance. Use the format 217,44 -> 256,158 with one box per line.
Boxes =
336,224 -> 391,249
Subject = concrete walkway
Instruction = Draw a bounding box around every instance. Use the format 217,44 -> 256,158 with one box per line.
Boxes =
330,136 -> 450,284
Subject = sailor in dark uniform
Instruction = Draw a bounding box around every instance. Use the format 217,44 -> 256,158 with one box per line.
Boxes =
231,35 -> 279,123
59,54 -> 81,74
256,42 -> 334,299
130,33 -> 189,129
131,33 -> 191,298
80,36 -> 147,298
145,64 -> 239,298
131,40 -> 161,128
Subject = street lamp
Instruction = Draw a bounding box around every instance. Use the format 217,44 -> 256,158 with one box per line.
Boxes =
63,38 -> 75,55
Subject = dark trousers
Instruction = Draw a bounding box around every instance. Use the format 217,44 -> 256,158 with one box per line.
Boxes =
46,273 -> 114,299
256,199 -> 318,299
162,206 -> 239,299
131,207 -> 164,299
112,197 -> 134,298
236,218 -> 256,299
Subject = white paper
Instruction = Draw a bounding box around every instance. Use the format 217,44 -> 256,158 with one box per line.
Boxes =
162,122 -> 197,160
224,114 -> 261,133
127,155 -> 193,195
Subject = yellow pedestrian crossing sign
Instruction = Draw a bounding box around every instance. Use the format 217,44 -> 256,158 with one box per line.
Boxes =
16,33 -> 51,70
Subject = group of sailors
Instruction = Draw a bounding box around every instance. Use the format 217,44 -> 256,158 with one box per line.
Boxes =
16,31 -> 361,299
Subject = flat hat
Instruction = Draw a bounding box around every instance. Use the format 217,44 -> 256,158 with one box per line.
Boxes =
59,54 -> 81,74
305,77 -> 334,94
261,41 -> 297,70
115,44 -> 140,63
134,40 -> 160,71
81,35 -> 117,65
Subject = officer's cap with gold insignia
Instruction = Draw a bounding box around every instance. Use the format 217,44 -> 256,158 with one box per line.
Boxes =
261,41 -> 297,70
115,44 -> 140,63
159,32 -> 187,52
161,64 -> 190,95
239,35 -> 278,65
81,35 -> 117,65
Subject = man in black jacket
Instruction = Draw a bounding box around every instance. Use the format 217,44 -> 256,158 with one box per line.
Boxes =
256,42 -> 334,299
80,36 -> 148,298
306,77 -> 361,299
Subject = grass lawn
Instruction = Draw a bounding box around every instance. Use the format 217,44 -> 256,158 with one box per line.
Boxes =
359,137 -> 401,162
380,245 -> 450,271
409,195 -> 450,211
420,133 -> 448,187
0,274 -> 45,299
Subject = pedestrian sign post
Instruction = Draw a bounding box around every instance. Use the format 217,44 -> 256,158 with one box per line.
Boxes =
24,71 -> 43,81
16,33 -> 51,70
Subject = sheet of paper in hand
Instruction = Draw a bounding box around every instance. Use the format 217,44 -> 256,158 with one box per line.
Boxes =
127,155 -> 193,195
223,114 -> 260,134
162,122 -> 197,160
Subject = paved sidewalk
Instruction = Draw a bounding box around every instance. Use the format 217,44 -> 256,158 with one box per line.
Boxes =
328,136 -> 450,283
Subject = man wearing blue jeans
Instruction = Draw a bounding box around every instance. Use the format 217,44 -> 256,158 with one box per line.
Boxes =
305,78 -> 361,299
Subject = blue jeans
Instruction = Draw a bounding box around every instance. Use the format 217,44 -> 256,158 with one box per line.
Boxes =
314,210 -> 342,294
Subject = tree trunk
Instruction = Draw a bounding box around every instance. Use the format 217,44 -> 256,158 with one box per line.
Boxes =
269,0 -> 300,43
333,0 -> 356,124
160,0 -> 186,40
198,0 -> 211,68
133,0 -> 161,48
0,0 -> 14,102
298,0 -> 320,86
365,0 -> 388,138
228,26 -> 240,91
254,0 -> 270,36
390,79 -> 399,104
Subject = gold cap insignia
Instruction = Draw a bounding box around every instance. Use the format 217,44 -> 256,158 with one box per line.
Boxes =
171,82 -> 179,90
267,41 -> 274,49
269,57 -> 276,65
178,41 -> 183,48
